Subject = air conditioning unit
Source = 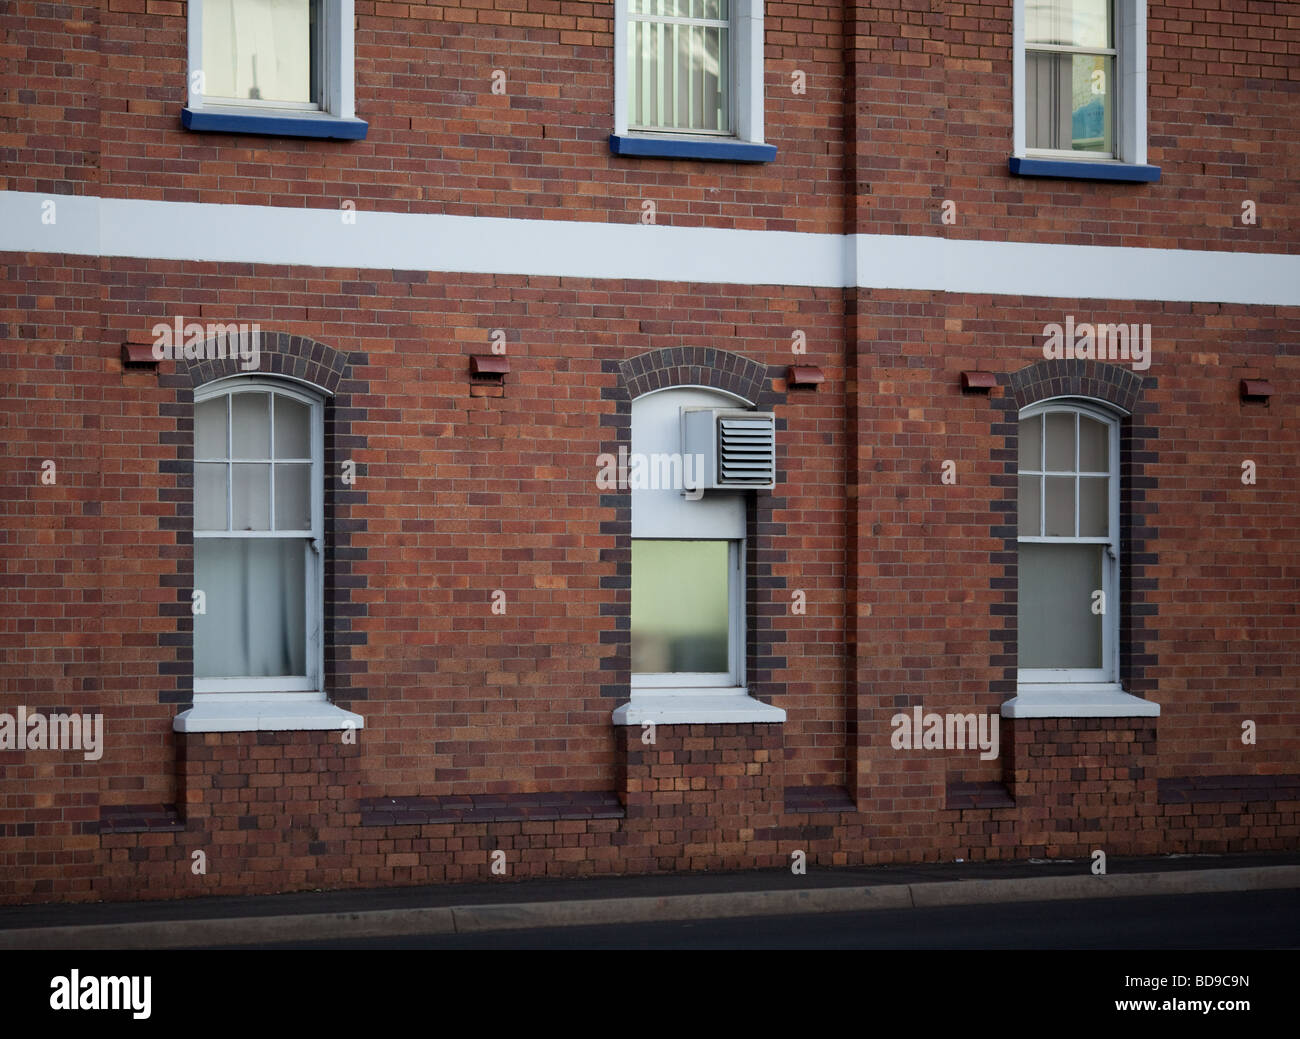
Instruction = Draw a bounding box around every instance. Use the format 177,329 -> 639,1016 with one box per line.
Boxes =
681,408 -> 776,490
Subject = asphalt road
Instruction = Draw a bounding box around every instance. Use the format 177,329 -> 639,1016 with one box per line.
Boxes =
211,888 -> 1300,949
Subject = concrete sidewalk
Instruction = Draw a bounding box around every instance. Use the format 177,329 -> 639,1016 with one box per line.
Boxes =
2,851 -> 1297,949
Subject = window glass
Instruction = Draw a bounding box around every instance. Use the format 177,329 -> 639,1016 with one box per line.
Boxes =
1019,543 -> 1104,668
1025,0 -> 1115,153
203,0 -> 316,105
628,0 -> 730,134
632,539 -> 729,672
195,538 -> 306,677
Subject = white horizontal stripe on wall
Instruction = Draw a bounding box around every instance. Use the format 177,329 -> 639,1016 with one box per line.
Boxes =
2,190 -> 1298,306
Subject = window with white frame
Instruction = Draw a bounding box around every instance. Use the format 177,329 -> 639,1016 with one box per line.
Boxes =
629,386 -> 747,694
193,378 -> 323,695
185,0 -> 364,136
1017,401 -> 1120,685
1013,0 -> 1151,169
613,1 -> 768,153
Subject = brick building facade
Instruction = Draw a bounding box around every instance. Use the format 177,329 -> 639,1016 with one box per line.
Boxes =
1,0 -> 1297,904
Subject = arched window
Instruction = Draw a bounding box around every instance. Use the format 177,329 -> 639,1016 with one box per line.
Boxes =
630,386 -> 747,693
1017,399 -> 1120,686
193,377 -> 323,696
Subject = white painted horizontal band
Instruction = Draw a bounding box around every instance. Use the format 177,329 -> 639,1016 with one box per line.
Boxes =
3,190 -> 1297,305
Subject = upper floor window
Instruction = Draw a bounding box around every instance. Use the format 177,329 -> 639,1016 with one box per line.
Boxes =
1011,1 -> 1159,181
193,378 -> 323,696
611,1 -> 775,163
184,0 -> 367,139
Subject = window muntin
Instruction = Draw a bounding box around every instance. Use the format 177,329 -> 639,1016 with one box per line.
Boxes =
193,380 -> 322,693
627,0 -> 730,135
202,0 -> 321,109
1024,0 -> 1116,156
1017,402 -> 1119,683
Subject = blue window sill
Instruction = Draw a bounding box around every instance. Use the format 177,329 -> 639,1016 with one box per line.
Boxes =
182,106 -> 368,140
1009,157 -> 1159,182
609,133 -> 776,163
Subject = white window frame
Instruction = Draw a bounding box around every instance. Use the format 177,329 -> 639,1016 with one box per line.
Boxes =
613,0 -> 765,145
192,376 -> 325,700
631,537 -> 745,693
1017,398 -> 1120,684
187,0 -> 358,124
1013,0 -> 1147,165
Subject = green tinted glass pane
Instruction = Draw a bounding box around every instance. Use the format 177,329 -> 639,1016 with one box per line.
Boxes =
632,540 -> 729,673
203,0 -> 314,104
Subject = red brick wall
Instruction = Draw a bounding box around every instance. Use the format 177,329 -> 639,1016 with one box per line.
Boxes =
3,3 -> 1297,246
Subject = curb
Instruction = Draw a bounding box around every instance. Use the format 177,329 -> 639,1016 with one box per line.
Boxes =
2,865 -> 1296,949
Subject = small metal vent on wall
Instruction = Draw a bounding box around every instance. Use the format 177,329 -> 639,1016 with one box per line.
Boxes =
681,408 -> 776,490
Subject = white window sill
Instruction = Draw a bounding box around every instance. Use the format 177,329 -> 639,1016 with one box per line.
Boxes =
613,690 -> 786,725
1002,684 -> 1160,718
173,699 -> 364,733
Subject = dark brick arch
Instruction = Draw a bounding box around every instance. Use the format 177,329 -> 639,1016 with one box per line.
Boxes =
157,333 -> 371,710
1007,357 -> 1145,413
178,332 -> 350,395
989,357 -> 1158,712
620,346 -> 770,405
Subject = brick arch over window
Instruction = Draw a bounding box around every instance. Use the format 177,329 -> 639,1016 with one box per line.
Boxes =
1007,357 -> 1144,413
158,333 -> 370,710
988,357 -> 1157,712
620,346 -> 770,404
179,332 -> 351,395
596,346 -> 788,709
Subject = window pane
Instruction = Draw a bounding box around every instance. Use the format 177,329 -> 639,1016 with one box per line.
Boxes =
1079,415 -> 1109,472
196,397 -> 228,458
632,540 -> 729,673
1044,411 -> 1075,471
202,0 -> 315,105
1026,0 -> 1111,48
1079,476 -> 1110,537
231,392 -> 271,458
194,538 -> 306,678
195,463 -> 229,530
232,462 -> 271,530
274,395 -> 311,459
1045,475 -> 1075,536
1019,543 -> 1103,669
1071,53 -> 1113,153
1019,414 -> 1042,470
1018,476 -> 1041,537
274,463 -> 312,530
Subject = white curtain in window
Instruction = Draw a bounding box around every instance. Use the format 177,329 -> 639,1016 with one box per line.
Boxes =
194,539 -> 306,678
1018,543 -> 1103,669
203,0 -> 313,104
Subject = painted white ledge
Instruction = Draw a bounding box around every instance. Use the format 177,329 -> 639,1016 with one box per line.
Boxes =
1002,684 -> 1160,718
173,700 -> 364,732
613,692 -> 786,725
2,190 -> 1299,305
